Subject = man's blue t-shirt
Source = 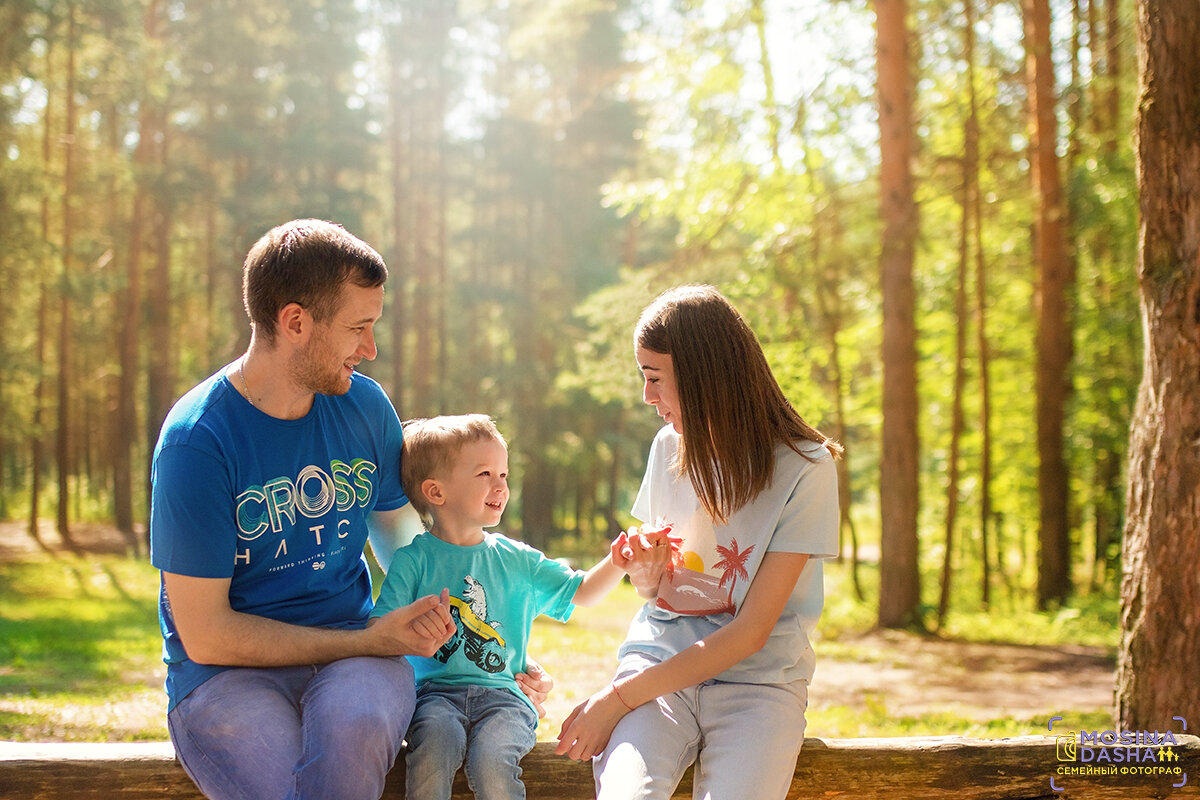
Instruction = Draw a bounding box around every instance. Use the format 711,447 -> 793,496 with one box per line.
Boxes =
149,367 -> 407,710
372,532 -> 583,715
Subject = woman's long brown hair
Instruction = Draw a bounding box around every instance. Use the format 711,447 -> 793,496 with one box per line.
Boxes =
636,285 -> 842,524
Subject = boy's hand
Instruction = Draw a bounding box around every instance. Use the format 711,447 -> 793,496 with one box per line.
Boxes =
611,523 -> 680,599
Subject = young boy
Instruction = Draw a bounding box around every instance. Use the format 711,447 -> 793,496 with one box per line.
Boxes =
371,414 -> 671,800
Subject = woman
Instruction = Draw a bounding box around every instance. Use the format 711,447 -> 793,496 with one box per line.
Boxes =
555,284 -> 841,800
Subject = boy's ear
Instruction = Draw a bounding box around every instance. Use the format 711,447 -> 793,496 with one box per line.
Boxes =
422,478 -> 446,507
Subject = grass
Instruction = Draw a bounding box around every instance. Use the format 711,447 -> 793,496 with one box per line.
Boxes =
0,555 -> 166,741
809,701 -> 1114,739
0,545 -> 1120,743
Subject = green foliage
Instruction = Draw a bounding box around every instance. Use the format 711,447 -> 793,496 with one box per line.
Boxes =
0,0 -> 1142,615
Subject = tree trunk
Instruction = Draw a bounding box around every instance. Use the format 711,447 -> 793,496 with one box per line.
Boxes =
964,0 -> 993,610
517,196 -> 556,552
875,0 -> 921,629
1024,0 -> 1073,609
750,0 -> 782,170
937,141 -> 971,630
386,15 -> 412,415
432,5 -> 449,408
604,406 -> 624,538
405,2 -> 449,416
1116,0 -> 1200,732
113,0 -> 161,554
29,39 -> 54,549
145,118 -> 173,502
1103,0 -> 1122,155
55,3 -> 78,550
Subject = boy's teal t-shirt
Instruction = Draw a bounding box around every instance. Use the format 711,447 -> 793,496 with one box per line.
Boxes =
372,531 -> 584,713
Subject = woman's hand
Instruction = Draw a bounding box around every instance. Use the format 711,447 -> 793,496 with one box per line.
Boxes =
554,684 -> 630,761
515,657 -> 554,718
611,523 -> 680,599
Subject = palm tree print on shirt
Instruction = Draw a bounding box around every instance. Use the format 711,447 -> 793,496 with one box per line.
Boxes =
714,538 -> 755,612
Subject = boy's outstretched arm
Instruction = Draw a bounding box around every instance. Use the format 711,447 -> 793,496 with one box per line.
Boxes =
570,553 -> 626,607
572,525 -> 678,606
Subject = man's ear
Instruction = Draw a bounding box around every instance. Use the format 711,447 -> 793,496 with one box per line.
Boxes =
277,302 -> 310,344
422,478 -> 446,507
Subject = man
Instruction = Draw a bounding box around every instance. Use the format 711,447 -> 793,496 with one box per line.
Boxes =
150,219 -> 542,800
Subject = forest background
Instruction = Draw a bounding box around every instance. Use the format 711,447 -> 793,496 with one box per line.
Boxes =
0,0 -> 1138,621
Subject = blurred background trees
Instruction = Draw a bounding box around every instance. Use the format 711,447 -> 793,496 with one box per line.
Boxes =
0,0 -> 1144,625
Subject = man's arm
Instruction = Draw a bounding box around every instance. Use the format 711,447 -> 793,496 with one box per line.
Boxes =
163,571 -> 454,666
366,505 -> 425,572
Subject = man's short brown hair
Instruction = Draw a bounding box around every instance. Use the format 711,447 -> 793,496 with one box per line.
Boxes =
242,219 -> 387,345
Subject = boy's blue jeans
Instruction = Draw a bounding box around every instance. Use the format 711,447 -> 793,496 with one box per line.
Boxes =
167,656 -> 415,800
405,682 -> 539,800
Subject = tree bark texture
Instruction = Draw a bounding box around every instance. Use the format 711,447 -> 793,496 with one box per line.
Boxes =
875,0 -> 921,629
6,736 -> 1197,800
1117,0 -> 1200,733
1023,0 -> 1074,609
965,0 -> 994,610
29,41 -> 54,547
55,4 -> 78,548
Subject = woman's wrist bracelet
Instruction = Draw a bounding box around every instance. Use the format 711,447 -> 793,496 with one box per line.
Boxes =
612,682 -> 635,711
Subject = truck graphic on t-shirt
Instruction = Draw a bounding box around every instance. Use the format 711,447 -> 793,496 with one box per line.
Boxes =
434,575 -> 507,674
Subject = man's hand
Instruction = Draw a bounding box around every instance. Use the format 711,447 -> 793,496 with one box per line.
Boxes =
369,591 -> 455,657
515,657 -> 554,718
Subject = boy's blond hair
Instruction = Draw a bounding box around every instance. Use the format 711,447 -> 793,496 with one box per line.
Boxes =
401,414 -> 507,523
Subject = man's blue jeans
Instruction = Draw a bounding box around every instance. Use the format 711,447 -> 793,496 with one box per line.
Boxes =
168,656 -> 415,800
405,682 -> 538,800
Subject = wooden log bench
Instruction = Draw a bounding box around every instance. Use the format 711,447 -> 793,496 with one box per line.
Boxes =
2,735 -> 1197,799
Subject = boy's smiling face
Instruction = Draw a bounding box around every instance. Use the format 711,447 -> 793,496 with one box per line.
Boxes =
425,436 -> 510,534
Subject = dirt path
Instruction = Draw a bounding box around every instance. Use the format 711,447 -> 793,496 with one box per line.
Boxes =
0,519 -> 141,560
810,628 -> 1114,724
